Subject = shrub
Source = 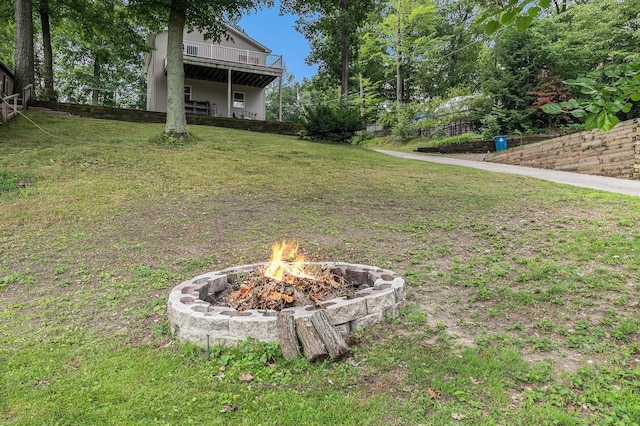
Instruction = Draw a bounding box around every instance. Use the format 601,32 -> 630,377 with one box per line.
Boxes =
350,130 -> 375,145
480,114 -> 501,139
303,103 -> 364,144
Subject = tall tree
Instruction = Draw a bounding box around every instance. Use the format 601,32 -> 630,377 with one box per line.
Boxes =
132,0 -> 270,139
37,0 -> 55,100
14,0 -> 34,92
0,0 -> 15,69
479,24 -> 550,132
365,0 -> 436,108
54,0 -> 148,107
282,0 -> 377,103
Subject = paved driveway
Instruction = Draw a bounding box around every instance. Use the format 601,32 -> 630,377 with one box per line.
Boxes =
376,150 -> 640,198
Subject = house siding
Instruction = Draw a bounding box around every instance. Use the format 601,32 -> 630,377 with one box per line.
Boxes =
145,27 -> 273,120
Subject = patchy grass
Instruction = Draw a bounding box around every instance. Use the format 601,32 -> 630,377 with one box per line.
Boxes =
1,112 -> 639,424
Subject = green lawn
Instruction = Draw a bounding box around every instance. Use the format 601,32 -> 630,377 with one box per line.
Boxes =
1,112 -> 639,425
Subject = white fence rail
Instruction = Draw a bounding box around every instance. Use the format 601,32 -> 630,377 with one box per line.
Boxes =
182,41 -> 282,69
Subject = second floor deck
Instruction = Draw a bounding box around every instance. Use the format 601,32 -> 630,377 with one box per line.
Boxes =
177,41 -> 283,88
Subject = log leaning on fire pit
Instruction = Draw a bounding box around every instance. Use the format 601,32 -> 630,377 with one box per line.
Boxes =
277,310 -> 350,362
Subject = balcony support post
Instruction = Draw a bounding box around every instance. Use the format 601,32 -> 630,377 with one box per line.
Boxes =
227,68 -> 232,118
278,75 -> 282,122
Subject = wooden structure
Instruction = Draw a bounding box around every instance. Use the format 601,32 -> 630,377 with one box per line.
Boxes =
1,61 -> 33,124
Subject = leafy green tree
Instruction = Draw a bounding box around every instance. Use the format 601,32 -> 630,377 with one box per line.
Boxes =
54,0 -> 148,107
359,0 -> 436,112
282,0 -> 379,102
479,25 -> 550,133
535,0 -> 640,130
421,0 -> 485,98
0,0 -> 15,69
479,0 -> 640,131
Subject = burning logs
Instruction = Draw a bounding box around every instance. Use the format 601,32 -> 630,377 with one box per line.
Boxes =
278,310 -> 350,362
223,266 -> 354,311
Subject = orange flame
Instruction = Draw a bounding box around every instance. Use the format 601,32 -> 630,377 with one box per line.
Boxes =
263,239 -> 315,283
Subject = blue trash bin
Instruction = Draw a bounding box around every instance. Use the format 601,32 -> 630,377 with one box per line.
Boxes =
494,136 -> 507,152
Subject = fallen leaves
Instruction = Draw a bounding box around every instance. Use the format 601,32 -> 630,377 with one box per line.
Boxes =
222,266 -> 354,311
268,291 -> 294,303
219,404 -> 237,413
239,373 -> 254,382
427,388 -> 438,399
451,412 -> 467,420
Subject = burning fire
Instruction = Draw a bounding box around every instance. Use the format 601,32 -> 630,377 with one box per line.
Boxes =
263,239 -> 316,283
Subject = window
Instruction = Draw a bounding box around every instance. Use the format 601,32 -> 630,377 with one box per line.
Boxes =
184,86 -> 192,101
233,92 -> 245,109
183,44 -> 198,56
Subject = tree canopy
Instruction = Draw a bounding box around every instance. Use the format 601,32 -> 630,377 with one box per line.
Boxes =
2,0 -> 638,134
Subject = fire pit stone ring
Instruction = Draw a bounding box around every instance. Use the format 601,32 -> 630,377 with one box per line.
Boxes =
167,262 -> 406,348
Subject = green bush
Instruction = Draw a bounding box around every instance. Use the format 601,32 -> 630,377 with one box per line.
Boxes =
392,118 -> 418,142
480,114 -> 501,139
351,130 -> 375,145
303,103 -> 364,144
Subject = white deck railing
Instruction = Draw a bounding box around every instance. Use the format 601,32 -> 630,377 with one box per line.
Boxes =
183,41 -> 282,69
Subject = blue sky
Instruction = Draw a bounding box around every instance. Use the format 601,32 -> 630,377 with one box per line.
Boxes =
238,1 -> 318,82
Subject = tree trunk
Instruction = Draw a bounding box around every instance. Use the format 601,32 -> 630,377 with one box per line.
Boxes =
92,55 -> 100,105
339,0 -> 349,104
39,1 -> 55,101
359,72 -> 364,117
395,0 -> 403,114
15,0 -> 35,93
165,0 -> 188,137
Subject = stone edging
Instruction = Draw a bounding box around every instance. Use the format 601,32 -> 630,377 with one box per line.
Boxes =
167,262 -> 405,348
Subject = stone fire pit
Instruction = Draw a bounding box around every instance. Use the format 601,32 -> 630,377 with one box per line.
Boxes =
167,262 -> 405,348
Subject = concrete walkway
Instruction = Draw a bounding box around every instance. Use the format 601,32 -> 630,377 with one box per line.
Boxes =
376,150 -> 640,197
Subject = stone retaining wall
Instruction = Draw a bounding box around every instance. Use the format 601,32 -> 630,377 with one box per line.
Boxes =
486,118 -> 640,180
167,262 -> 406,348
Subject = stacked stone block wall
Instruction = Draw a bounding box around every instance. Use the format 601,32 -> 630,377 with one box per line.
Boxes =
486,118 -> 640,180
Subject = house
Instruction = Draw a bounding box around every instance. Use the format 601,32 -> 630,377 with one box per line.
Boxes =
144,25 -> 283,121
0,60 -> 14,98
0,60 -> 16,123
